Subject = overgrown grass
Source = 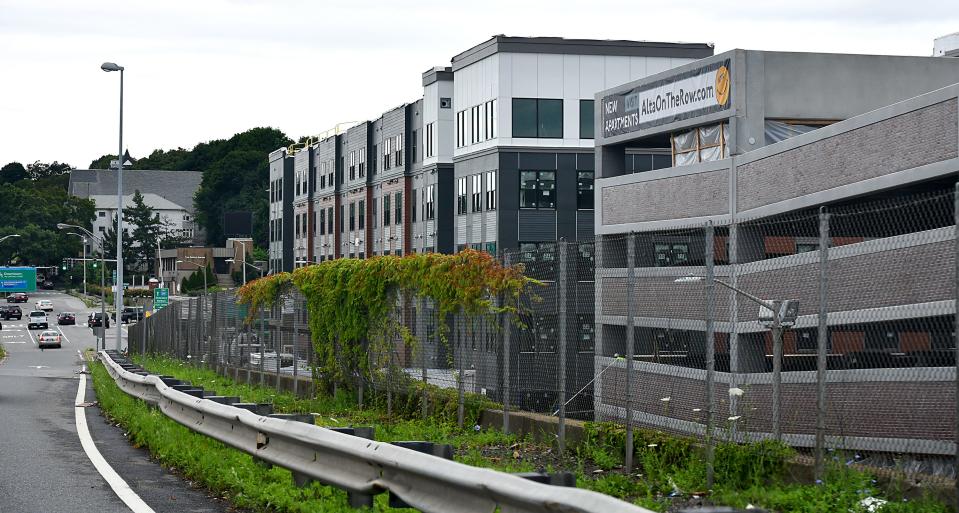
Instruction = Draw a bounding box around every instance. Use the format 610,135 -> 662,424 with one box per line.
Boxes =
0,343 -> 6,359
111,354 -> 954,513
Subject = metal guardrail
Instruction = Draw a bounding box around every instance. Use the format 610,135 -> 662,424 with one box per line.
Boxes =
98,350 -> 655,513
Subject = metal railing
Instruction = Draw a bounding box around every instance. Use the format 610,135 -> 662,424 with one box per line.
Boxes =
98,350 -> 653,513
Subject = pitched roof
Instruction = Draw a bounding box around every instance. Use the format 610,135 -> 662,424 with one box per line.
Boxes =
88,193 -> 186,211
68,169 -> 202,213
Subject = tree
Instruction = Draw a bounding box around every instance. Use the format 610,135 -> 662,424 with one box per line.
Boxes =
122,190 -> 166,274
0,162 -> 28,184
26,161 -> 72,181
100,213 -> 135,276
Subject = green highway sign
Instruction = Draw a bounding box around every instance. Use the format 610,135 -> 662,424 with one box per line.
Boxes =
154,287 -> 169,309
0,267 -> 37,292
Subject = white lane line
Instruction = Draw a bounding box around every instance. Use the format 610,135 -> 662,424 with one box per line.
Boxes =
56,325 -> 72,344
26,327 -> 37,345
75,367 -> 156,513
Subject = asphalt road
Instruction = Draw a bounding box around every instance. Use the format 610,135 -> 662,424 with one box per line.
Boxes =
0,290 -> 233,513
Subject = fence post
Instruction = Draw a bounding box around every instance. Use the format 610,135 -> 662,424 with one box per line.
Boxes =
704,223 -> 716,489
275,302 -> 282,392
259,306 -> 266,387
457,317 -> 466,429
293,296 -> 299,396
953,182 -> 959,513
624,232 -> 636,474
502,252 -> 512,434
815,207 -> 830,480
557,239 -> 569,456
211,293 -> 218,371
421,297 -> 429,420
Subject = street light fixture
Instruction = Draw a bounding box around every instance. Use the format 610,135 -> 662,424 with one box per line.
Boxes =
226,258 -> 264,280
675,274 -> 799,441
0,234 -> 21,244
102,60 -> 125,354
57,223 -> 109,350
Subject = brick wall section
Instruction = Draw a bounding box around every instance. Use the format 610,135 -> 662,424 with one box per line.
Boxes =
737,99 -> 959,212
602,168 -> 729,225
602,367 -> 955,442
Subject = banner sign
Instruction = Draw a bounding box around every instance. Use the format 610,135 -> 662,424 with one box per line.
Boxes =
602,59 -> 731,138
154,287 -> 169,309
0,267 -> 37,292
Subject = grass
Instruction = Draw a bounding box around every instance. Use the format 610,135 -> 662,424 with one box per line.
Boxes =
91,354 -> 955,513
0,344 -> 6,359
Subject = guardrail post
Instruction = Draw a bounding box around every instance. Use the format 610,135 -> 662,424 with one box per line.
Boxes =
557,239 -> 568,456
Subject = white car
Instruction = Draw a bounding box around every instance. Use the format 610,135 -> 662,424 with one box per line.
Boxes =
27,311 -> 48,330
37,330 -> 62,349
35,299 -> 53,312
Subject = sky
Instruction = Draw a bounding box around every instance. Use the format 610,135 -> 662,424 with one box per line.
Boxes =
1,0 -> 957,169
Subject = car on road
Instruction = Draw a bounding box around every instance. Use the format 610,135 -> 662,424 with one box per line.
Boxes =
6,292 -> 28,303
120,306 -> 144,324
41,280 -> 54,289
0,305 -> 22,320
27,310 -> 49,330
36,299 -> 54,312
37,330 -> 62,349
57,312 -> 76,325
88,312 -> 110,329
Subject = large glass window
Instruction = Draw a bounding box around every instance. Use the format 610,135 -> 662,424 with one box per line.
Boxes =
471,174 -> 482,212
339,205 -> 344,233
577,171 -> 594,210
579,100 -> 594,139
327,207 -> 334,234
519,170 -> 556,209
394,191 -> 402,224
512,98 -> 563,138
485,171 -> 496,211
383,194 -> 391,226
319,209 -> 326,235
411,189 -> 417,223
358,199 -> 365,230
349,202 -> 356,231
457,177 -> 467,215
425,185 -> 435,220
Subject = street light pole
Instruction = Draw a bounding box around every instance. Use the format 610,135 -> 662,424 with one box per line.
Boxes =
58,223 -> 107,349
102,61 -> 125,352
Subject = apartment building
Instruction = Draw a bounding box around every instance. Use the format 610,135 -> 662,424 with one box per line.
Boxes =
313,134 -> 341,262
412,67 -> 456,254
449,36 -> 714,256
268,148 -> 294,273
292,146 -> 315,266
371,101 -> 423,256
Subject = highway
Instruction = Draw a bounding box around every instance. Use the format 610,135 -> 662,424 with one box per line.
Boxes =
0,290 -> 232,513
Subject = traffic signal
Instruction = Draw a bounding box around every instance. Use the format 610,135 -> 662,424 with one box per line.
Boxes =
92,262 -> 98,268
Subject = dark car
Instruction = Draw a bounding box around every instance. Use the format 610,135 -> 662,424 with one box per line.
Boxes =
88,312 -> 110,329
120,306 -> 144,324
0,305 -> 22,320
57,312 -> 76,325
6,293 -> 28,303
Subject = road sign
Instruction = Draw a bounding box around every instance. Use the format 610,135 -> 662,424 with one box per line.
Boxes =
154,287 -> 169,309
112,270 -> 117,284
0,267 -> 37,292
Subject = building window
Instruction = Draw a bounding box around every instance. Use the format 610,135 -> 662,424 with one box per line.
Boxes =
425,184 -> 435,220
358,148 -> 366,178
485,171 -> 496,210
383,138 -> 392,170
327,207 -> 334,234
425,122 -> 435,158
349,202 -> 356,231
672,122 -> 728,166
372,198 -> 378,228
394,191 -> 402,224
577,171 -> 594,210
579,100 -> 594,139
411,189 -> 417,223
519,170 -> 556,209
412,129 -> 418,162
485,100 -> 496,139
358,199 -> 365,230
394,134 -> 403,166
295,215 -> 300,238
319,209 -> 326,235
339,205 -> 345,233
349,151 -> 356,181
383,194 -> 391,226
98,211 -> 106,217
471,174 -> 482,212
457,177 -> 467,215
512,98 -> 563,138
456,110 -> 466,148
485,241 -> 497,256
471,105 -> 481,144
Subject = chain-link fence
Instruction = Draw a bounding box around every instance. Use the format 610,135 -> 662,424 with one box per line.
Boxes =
129,184 -> 959,487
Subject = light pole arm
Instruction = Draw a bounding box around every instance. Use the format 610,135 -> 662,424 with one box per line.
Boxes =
712,278 -> 777,311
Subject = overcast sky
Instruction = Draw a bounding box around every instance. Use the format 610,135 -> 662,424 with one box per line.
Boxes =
1,0 -> 957,169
